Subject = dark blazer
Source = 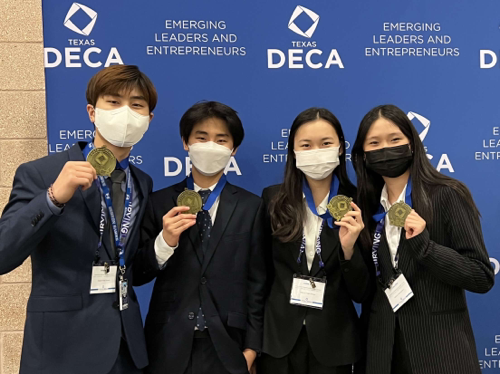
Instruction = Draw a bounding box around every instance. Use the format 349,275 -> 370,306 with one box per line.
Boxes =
261,185 -> 371,367
135,179 -> 267,374
0,142 -> 152,374
357,185 -> 494,374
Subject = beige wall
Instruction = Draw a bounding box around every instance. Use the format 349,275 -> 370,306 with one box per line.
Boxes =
0,0 -> 47,373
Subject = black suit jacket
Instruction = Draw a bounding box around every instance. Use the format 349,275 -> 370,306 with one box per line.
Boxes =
261,185 -> 370,367
0,142 -> 153,374
135,179 -> 267,374
357,185 -> 494,374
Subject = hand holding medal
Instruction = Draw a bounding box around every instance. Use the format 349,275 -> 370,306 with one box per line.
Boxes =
162,205 -> 197,247
51,161 -> 97,204
332,201 -> 364,259
404,209 -> 426,239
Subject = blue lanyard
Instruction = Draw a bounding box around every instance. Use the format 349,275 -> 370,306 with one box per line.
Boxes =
303,174 -> 340,229
297,221 -> 325,269
83,142 -> 133,271
371,178 -> 413,277
186,173 -> 227,211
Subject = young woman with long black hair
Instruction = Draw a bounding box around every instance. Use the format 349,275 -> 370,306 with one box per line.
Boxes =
352,104 -> 494,374
259,108 -> 370,374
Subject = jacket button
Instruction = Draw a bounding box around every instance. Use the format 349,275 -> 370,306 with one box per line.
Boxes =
200,277 -> 207,285
31,219 -> 37,226
188,312 -> 195,320
112,301 -> 119,309
39,212 -> 44,219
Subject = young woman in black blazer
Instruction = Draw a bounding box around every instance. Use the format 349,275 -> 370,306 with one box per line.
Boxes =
260,108 -> 370,374
352,104 -> 494,374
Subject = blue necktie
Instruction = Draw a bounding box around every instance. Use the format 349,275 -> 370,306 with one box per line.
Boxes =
196,189 -> 211,331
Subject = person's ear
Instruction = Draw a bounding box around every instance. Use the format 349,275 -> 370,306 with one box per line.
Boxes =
183,139 -> 189,151
149,112 -> 154,122
87,104 -> 96,123
231,147 -> 238,157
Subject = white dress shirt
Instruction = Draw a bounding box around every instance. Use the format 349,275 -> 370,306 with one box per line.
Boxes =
303,193 -> 330,271
155,181 -> 220,267
380,184 -> 407,268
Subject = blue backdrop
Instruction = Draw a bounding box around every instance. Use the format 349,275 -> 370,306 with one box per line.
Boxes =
42,0 -> 500,370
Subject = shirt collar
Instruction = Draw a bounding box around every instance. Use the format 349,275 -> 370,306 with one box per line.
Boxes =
194,181 -> 217,192
380,184 -> 407,212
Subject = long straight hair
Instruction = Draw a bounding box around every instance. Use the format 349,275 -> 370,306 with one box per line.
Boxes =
352,104 -> 480,249
269,108 -> 356,243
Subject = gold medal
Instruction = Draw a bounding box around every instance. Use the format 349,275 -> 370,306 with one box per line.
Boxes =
87,146 -> 116,177
326,195 -> 353,221
177,189 -> 203,214
388,202 -> 412,227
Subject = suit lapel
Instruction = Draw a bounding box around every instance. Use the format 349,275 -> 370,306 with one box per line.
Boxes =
174,180 -> 204,264
310,225 -> 338,277
201,183 -> 238,275
396,230 -> 409,273
69,142 -> 100,232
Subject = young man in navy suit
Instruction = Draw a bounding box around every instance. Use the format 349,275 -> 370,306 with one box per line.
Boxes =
135,101 -> 266,374
0,65 -> 156,374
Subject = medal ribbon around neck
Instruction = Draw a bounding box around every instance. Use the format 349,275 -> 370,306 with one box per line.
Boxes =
186,173 -> 227,212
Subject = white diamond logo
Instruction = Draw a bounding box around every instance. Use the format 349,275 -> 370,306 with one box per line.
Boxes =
288,5 -> 320,38
63,3 -> 98,36
407,111 -> 431,141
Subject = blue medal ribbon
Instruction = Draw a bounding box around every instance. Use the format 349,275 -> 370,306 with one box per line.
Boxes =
83,142 -> 133,271
371,177 -> 413,278
303,174 -> 340,229
297,174 -> 340,270
186,173 -> 227,211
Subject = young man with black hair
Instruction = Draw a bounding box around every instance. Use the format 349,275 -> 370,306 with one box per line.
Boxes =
136,101 -> 266,374
0,64 -> 156,374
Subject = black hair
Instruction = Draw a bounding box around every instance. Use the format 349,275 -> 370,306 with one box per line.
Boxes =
179,101 -> 245,148
352,104 -> 480,249
269,107 -> 356,243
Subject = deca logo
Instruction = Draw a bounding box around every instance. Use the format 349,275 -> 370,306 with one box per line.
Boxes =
164,157 -> 241,177
268,5 -> 344,69
406,111 -> 454,172
44,3 -> 123,69
63,3 -> 98,36
288,6 -> 320,38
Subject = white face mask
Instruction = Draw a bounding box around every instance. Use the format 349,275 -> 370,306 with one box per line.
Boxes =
188,141 -> 233,176
294,146 -> 340,180
94,106 -> 150,148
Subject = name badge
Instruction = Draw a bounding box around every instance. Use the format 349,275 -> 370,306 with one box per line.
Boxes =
384,273 -> 414,312
290,274 -> 326,310
90,263 -> 117,294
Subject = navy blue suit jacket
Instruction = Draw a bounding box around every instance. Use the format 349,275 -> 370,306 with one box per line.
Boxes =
0,142 -> 152,374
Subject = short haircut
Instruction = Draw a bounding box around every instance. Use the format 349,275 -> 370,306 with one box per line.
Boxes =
86,65 -> 157,112
179,101 -> 245,148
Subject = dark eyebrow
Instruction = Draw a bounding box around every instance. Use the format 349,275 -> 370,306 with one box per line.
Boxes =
195,130 -> 209,135
130,95 -> 147,101
103,93 -> 122,98
216,133 -> 229,137
321,137 -> 334,141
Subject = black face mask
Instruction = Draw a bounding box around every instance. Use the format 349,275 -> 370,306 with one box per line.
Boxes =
365,144 -> 412,178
